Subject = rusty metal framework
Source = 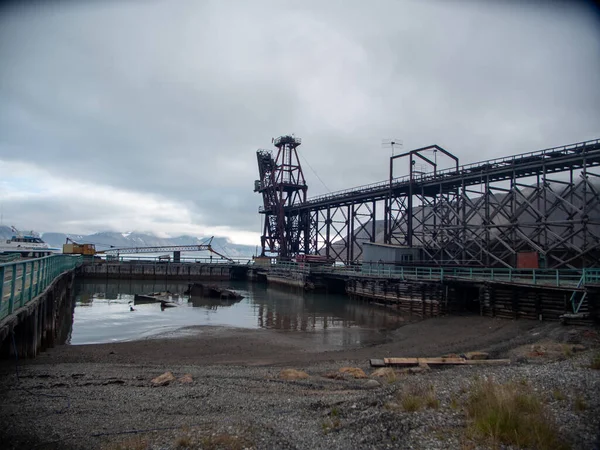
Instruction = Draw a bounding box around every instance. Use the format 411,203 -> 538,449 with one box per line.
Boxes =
255,135 -> 308,258
256,138 -> 600,268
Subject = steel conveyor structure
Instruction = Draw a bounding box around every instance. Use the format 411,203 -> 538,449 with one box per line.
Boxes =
255,138 -> 600,268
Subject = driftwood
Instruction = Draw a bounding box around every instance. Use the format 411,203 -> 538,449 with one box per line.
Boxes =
134,292 -> 176,305
370,357 -> 510,367
184,283 -> 243,300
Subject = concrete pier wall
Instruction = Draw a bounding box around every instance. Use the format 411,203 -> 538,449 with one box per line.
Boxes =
0,270 -> 75,359
79,262 -> 248,281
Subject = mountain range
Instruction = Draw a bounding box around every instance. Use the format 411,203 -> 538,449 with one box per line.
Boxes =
0,226 -> 258,258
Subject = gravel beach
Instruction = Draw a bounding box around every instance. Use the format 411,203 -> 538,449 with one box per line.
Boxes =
1,316 -> 599,449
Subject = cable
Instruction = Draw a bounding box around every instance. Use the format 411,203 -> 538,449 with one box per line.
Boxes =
10,330 -> 71,414
300,153 -> 331,193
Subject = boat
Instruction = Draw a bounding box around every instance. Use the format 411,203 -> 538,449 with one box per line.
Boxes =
0,226 -> 60,258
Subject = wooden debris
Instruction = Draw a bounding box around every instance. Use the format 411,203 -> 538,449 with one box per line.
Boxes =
464,351 -> 489,360
463,359 -> 511,365
386,357 -> 466,366
185,283 -> 244,300
370,357 -> 510,367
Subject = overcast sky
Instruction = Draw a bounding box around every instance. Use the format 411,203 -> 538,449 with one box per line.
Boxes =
1,0 -> 599,245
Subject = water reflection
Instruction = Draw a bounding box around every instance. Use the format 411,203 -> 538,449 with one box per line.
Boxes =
253,284 -> 406,331
71,279 -> 408,347
188,296 -> 242,309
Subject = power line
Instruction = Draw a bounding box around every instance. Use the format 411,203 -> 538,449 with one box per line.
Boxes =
300,153 -> 331,193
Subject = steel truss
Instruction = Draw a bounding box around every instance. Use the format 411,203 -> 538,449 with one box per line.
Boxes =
255,135 -> 308,258
285,139 -> 600,268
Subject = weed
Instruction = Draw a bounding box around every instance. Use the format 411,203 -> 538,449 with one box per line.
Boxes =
200,433 -> 250,450
561,344 -> 574,358
425,394 -> 440,409
385,371 -> 398,384
103,437 -> 148,450
552,389 -> 566,401
330,407 -> 340,418
590,354 -> 600,370
322,417 -> 341,434
465,379 -> 569,450
450,396 -> 459,410
398,385 -> 439,412
175,435 -> 193,449
401,394 -> 422,412
574,395 -> 588,412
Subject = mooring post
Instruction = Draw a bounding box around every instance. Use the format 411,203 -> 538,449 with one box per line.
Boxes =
20,261 -> 27,307
9,265 -> 16,314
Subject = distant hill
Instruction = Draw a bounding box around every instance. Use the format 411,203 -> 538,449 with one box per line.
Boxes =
0,226 -> 257,259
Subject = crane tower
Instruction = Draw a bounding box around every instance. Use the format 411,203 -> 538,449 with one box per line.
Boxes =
254,135 -> 308,258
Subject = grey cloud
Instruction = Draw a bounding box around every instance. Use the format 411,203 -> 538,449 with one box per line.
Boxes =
1,0 -> 599,235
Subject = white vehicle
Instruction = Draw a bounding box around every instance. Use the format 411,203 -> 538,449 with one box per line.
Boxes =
0,226 -> 60,258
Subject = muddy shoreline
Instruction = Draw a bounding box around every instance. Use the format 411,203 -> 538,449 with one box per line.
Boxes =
1,316 -> 599,449
29,316 -> 539,366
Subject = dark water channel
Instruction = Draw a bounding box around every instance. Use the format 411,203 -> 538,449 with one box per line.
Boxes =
70,279 -> 410,350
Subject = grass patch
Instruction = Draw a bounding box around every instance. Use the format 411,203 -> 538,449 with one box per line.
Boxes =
200,433 -> 250,450
590,354 -> 600,370
425,395 -> 440,409
573,395 -> 588,412
175,435 -> 193,449
450,395 -> 459,410
398,384 -> 439,412
384,371 -> 398,384
465,379 -> 569,450
322,418 -> 341,434
102,437 -> 148,450
561,344 -> 574,358
552,389 -> 566,401
322,407 -> 343,433
401,394 -> 423,412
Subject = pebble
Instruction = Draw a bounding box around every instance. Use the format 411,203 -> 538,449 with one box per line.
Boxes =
1,342 -> 598,449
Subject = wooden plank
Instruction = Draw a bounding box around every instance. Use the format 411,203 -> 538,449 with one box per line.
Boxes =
369,359 -> 386,367
464,359 -> 511,365
378,357 -> 511,366
384,357 -> 466,366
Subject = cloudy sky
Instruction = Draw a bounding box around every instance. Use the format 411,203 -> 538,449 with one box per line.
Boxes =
1,0 -> 599,245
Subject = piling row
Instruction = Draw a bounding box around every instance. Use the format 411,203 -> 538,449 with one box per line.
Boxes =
0,271 -> 75,359
346,278 -> 448,318
480,283 -> 596,322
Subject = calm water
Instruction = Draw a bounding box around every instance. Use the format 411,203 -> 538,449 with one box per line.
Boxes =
70,279 -> 409,349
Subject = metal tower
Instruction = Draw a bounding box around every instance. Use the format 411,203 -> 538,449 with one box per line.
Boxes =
254,135 -> 308,258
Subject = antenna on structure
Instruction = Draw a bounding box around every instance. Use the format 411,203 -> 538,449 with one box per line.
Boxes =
382,138 -> 403,157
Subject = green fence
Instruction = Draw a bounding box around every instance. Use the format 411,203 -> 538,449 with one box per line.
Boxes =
0,255 -> 83,320
304,263 -> 600,288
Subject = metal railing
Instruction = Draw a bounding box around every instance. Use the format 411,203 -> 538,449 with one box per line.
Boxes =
303,138 -> 600,206
0,255 -> 83,320
310,264 -> 600,288
93,256 -> 251,264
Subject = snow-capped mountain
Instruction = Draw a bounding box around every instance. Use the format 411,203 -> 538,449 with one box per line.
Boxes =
36,230 -> 258,258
